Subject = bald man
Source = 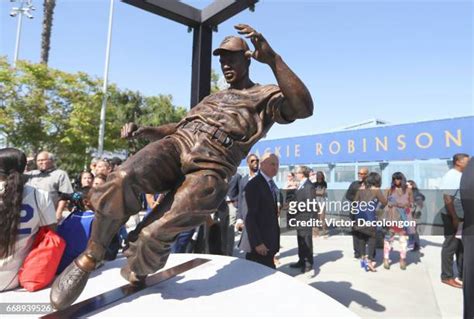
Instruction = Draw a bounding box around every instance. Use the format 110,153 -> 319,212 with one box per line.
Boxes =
26,151 -> 73,221
243,153 -> 281,268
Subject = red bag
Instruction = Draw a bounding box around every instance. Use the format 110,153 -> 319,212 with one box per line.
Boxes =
18,227 -> 66,291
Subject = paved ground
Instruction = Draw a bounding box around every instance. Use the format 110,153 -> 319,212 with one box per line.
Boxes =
232,233 -> 463,319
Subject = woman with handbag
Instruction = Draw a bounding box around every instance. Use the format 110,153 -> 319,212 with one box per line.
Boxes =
383,172 -> 414,270
0,148 -> 57,291
353,172 -> 388,272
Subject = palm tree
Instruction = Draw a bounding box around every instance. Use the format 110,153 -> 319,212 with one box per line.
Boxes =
40,0 -> 56,64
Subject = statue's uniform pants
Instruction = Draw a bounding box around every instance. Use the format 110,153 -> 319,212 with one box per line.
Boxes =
86,137 -> 228,276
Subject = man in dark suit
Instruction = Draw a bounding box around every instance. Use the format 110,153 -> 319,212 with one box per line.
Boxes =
290,166 -> 317,272
345,168 -> 368,258
461,157 -> 473,319
244,153 -> 280,269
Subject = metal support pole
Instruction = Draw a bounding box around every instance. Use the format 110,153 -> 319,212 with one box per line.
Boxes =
190,24 -> 212,108
98,0 -> 115,157
13,6 -> 24,68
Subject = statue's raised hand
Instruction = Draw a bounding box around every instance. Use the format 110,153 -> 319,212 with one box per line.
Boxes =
235,24 -> 276,66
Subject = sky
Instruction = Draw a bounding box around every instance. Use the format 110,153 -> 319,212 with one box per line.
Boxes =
0,0 -> 472,141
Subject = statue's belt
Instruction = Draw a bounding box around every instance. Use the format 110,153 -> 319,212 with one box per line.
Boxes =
180,121 -> 233,147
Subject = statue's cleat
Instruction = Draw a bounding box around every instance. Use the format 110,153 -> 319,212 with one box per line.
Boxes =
50,259 -> 92,310
120,264 -> 147,286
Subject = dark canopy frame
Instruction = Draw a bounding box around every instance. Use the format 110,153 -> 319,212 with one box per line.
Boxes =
122,0 -> 259,107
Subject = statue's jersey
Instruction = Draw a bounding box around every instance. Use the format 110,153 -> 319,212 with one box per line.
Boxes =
170,84 -> 292,178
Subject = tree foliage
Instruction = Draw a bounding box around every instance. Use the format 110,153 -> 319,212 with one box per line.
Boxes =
0,58 -> 186,174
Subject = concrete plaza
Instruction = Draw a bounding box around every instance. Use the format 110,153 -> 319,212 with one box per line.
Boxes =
247,234 -> 464,319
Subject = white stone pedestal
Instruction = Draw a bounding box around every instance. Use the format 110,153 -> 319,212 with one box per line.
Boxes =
1,253 -> 358,318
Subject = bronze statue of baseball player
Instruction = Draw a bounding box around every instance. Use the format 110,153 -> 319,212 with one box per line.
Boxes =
51,24 -> 313,309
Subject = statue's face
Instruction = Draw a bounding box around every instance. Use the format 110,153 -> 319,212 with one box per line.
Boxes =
219,51 -> 249,85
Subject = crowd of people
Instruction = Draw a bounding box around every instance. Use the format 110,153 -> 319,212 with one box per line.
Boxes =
345,154 -> 469,285
0,148 -> 472,317
347,169 -> 425,271
0,149 -> 125,292
222,151 -> 471,319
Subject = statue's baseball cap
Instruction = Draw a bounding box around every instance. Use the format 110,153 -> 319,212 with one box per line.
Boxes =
213,36 -> 250,56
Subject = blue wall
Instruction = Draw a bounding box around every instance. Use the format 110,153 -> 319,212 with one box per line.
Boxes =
247,116 -> 474,166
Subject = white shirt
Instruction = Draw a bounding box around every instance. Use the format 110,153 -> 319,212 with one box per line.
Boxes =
298,178 -> 308,190
0,186 -> 56,291
259,171 -> 275,191
248,171 -> 258,181
440,168 -> 464,218
259,171 -> 280,209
